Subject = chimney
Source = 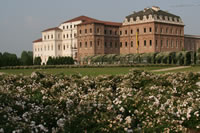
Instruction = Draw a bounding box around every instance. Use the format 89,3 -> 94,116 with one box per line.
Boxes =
152,6 -> 160,11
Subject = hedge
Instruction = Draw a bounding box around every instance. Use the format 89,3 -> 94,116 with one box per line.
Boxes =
83,51 -> 198,66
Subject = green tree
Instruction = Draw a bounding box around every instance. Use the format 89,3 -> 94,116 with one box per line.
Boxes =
20,51 -> 33,65
34,57 -> 42,65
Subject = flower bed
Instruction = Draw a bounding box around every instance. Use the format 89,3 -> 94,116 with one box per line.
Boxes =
0,70 -> 200,132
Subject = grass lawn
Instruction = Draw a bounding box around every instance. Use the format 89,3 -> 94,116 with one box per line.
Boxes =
0,66 -> 174,76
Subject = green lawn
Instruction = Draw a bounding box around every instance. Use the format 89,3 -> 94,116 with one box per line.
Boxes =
0,66 -> 174,76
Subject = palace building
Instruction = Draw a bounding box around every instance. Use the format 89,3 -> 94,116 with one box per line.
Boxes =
33,6 -> 200,64
33,16 -> 97,64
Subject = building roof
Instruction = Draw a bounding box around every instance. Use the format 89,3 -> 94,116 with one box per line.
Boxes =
42,27 -> 62,32
33,38 -> 42,43
62,15 -> 97,24
79,20 -> 122,26
126,6 -> 181,21
184,34 -> 200,39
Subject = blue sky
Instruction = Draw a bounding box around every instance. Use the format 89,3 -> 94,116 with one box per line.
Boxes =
0,0 -> 200,56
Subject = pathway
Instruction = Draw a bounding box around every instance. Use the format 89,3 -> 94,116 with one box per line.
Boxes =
151,66 -> 191,72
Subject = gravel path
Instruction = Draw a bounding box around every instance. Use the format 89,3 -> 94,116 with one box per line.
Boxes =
151,66 -> 191,72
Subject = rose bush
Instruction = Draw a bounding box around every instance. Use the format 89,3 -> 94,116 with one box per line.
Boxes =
0,70 -> 200,132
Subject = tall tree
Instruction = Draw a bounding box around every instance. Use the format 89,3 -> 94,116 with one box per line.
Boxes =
34,57 -> 42,65
20,51 -> 33,65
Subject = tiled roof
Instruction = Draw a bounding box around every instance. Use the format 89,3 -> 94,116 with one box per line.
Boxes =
79,20 -> 122,26
126,7 -> 181,21
33,38 -> 42,43
184,34 -> 200,39
62,15 -> 97,24
42,27 -> 62,32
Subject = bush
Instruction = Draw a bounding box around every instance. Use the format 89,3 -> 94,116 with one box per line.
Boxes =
0,71 -> 200,132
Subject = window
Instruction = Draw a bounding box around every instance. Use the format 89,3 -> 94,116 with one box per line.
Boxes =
160,28 -> 163,33
131,29 -> 133,34
97,40 -> 100,47
155,27 -> 157,33
120,42 -> 122,47
176,29 -> 178,34
137,28 -> 139,34
67,26 -> 68,29
97,28 -> 100,33
144,40 -> 146,47
58,45 -> 60,50
161,40 -> 163,48
90,28 -> 92,33
125,42 -> 128,47
170,29 -> 173,34
90,41 -> 92,47
67,34 -> 68,38
176,40 -> 178,48
63,26 -> 65,29
48,35 -> 49,39
48,45 -> 50,51
131,41 -> 133,47
104,42 -> 107,48
115,42 -> 117,48
180,30 -> 182,35
166,28 -> 168,33
180,40 -> 182,48
80,42 -> 82,48
110,30 -> 112,35
150,40 -> 152,46
58,34 -> 60,39
144,28 -> 146,33
120,31 -> 122,35
115,31 -> 117,35
63,34 -> 65,39
110,42 -> 112,48
51,35 -> 53,39
166,40 -> 168,48
70,25 -> 72,28
63,45 -> 65,50
85,42 -> 87,48
74,33 -> 77,37
85,29 -> 87,34
104,30 -> 107,34
149,27 -> 152,32
51,45 -> 53,50
125,30 -> 127,35
80,30 -> 82,34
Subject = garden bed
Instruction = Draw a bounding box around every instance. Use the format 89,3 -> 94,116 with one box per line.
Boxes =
0,70 -> 200,132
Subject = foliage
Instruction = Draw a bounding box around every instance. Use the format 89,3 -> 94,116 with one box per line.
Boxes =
0,52 -> 20,67
46,56 -> 74,65
83,51 -> 196,66
20,51 -> 33,66
0,71 -> 200,132
33,57 -> 42,65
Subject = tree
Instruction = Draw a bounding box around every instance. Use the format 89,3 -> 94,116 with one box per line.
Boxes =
34,57 -> 42,65
46,56 -> 74,65
1,52 -> 20,66
20,51 -> 33,65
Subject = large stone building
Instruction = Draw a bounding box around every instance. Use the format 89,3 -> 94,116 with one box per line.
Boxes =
33,6 -> 200,64
33,16 -> 97,64
77,20 -> 121,61
120,6 -> 184,54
